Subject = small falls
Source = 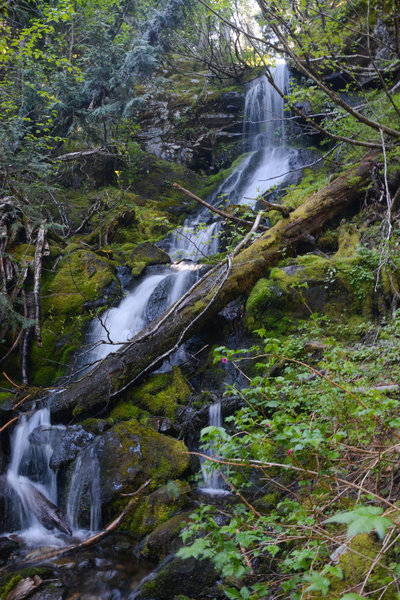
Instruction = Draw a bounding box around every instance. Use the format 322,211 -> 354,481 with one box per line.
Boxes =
66,445 -> 102,532
200,402 -> 228,495
3,62 -> 302,550
6,405 -> 72,545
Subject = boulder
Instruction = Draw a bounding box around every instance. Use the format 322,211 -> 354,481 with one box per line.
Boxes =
124,480 -> 190,539
29,425 -> 94,470
143,510 -> 192,560
129,243 -> 170,277
135,556 -> 218,600
67,419 -> 190,525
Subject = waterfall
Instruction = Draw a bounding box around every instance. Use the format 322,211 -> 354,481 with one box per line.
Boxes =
6,405 -> 72,545
82,62 -> 296,369
66,445 -> 101,532
200,402 -> 228,495
3,62 -> 300,546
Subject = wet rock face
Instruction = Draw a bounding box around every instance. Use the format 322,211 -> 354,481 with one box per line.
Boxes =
137,90 -> 245,172
0,536 -> 19,566
29,425 -> 94,471
66,419 -> 190,526
0,476 -> 23,533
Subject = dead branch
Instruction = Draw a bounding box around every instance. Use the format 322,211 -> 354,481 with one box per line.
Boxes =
56,147 -> 117,162
172,182 -> 269,231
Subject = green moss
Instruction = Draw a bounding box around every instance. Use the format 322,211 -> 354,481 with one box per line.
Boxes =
245,277 -> 289,332
43,247 -> 116,315
124,480 -> 190,538
269,166 -> 331,227
143,510 -> 192,559
319,534 -> 395,600
254,492 -> 280,514
245,222 -> 379,333
130,367 -> 190,418
109,402 -> 147,422
0,568 -> 53,600
103,420 -> 190,522
0,391 -> 13,406
128,242 -> 170,277
0,575 -> 22,599
30,246 -> 118,386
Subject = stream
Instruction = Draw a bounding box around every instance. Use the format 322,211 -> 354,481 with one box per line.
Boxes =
1,63 -> 301,598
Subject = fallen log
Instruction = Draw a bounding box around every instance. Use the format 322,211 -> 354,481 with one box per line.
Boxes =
49,151 -> 378,421
22,482 -> 72,536
4,480 -> 151,569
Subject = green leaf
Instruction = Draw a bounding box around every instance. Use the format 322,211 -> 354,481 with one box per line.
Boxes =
303,571 -> 331,596
326,505 -> 393,539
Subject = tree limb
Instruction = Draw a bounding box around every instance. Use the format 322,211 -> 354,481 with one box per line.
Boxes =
172,182 -> 269,230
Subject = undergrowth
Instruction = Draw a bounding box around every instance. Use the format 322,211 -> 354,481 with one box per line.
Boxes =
178,311 -> 400,599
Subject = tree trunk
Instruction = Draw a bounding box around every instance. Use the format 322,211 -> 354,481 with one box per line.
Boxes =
50,151 -> 378,421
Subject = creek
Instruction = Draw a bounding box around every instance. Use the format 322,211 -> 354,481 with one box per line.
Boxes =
1,63 -> 301,598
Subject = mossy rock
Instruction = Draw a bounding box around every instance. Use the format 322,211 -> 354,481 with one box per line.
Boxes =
306,533 -> 394,599
128,367 -> 191,419
30,247 -> 118,386
96,419 -> 190,516
136,557 -> 217,600
42,247 -> 116,315
123,480 -> 190,539
245,224 -> 379,333
128,242 -> 171,277
143,510 -> 193,560
109,402 -> 148,423
0,568 -> 53,600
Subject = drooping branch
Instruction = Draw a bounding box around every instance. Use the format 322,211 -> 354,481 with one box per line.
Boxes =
172,182 -> 269,230
47,150 -> 379,421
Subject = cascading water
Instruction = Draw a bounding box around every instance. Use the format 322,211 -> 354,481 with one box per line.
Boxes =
84,62 -> 297,369
6,403 -> 72,545
200,402 -> 228,495
4,63 -> 301,547
66,445 -> 101,532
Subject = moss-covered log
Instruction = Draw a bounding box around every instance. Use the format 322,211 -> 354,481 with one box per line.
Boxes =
50,151 -> 378,421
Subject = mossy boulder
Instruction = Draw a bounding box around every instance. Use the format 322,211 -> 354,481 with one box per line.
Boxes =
143,510 -> 193,560
127,367 -> 191,419
124,480 -> 190,539
306,533 -> 393,599
129,242 -> 171,277
31,247 -> 118,386
245,221 -> 381,333
96,419 -> 190,516
135,557 -> 218,600
43,247 -> 116,315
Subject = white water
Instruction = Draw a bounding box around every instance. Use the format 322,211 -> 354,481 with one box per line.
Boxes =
200,402 -> 228,495
85,63 -> 297,368
66,445 -> 101,533
6,407 -> 66,545
4,63 -> 300,543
